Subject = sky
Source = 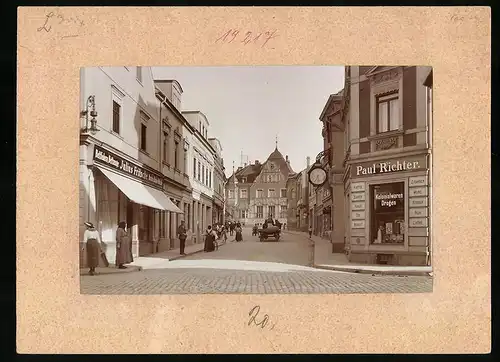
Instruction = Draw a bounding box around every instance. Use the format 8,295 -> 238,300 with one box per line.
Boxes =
152,66 -> 344,177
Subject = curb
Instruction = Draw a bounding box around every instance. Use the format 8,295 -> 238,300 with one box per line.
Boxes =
80,265 -> 143,276
283,230 -> 432,277
312,264 -> 432,277
167,238 -> 233,261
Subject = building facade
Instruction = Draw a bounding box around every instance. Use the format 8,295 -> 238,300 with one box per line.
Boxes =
286,172 -> 301,230
154,79 -> 195,252
182,110 -> 217,242
79,67 -> 185,267
342,66 -> 433,266
295,157 -> 311,232
225,146 -> 294,226
209,137 -> 226,224
319,91 -> 345,250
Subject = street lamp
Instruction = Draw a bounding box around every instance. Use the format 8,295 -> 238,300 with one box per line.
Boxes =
81,95 -> 99,134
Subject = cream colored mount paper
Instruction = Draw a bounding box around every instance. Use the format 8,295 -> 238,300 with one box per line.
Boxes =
15,6 -> 491,354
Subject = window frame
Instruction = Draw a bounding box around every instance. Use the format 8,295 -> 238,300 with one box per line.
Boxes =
256,189 -> 263,198
369,181 -> 406,245
174,140 -> 179,170
240,188 -> 248,199
139,111 -> 150,153
256,206 -> 264,218
280,188 -> 287,198
376,92 -> 400,134
140,123 -> 147,152
268,188 -> 276,198
136,66 -> 143,84
280,205 -> 287,218
111,86 -> 124,136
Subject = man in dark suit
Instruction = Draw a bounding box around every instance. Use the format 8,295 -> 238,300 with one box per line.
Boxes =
177,220 -> 187,256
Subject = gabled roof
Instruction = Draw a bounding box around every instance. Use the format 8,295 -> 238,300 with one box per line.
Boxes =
261,147 -> 295,176
364,66 -> 399,77
319,90 -> 344,121
234,163 -> 263,184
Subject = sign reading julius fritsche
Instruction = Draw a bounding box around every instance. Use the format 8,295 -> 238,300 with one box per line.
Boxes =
93,145 -> 163,187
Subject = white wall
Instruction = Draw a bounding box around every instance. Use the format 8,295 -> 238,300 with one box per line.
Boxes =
80,66 -> 161,170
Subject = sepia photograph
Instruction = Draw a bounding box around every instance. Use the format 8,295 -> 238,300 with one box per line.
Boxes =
79,65 -> 434,294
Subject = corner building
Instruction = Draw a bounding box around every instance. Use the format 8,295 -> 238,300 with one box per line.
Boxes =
79,67 -> 185,267
343,66 -> 433,266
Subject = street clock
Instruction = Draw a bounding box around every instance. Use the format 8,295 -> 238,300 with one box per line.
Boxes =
308,165 -> 328,187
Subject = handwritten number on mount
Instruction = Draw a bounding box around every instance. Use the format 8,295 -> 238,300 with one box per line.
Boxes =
216,29 -> 240,43
216,29 -> 278,48
37,11 -> 85,33
248,305 -> 276,330
37,12 -> 54,32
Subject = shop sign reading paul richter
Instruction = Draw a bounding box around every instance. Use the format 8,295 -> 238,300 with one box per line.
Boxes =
351,154 -> 428,177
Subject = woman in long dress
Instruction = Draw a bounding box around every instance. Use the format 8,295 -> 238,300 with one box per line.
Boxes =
204,225 -> 217,252
235,223 -> 243,242
116,221 -> 133,269
82,222 -> 102,276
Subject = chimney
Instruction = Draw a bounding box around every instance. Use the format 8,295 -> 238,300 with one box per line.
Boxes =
285,155 -> 290,164
306,156 -> 311,168
255,160 -> 260,165
244,163 -> 247,167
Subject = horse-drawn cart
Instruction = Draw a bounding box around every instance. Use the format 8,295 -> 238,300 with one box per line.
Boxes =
257,225 -> 281,242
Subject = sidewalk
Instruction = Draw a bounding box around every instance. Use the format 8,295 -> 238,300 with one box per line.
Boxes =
283,229 -> 432,276
129,236 -> 232,270
80,236 -> 233,276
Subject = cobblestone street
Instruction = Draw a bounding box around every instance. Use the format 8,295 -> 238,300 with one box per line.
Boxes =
80,228 -> 432,294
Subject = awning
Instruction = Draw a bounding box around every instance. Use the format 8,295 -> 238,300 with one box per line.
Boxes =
96,166 -> 183,213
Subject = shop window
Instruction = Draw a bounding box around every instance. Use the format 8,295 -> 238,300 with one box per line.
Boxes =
256,206 -> 263,218
376,92 -> 400,133
138,205 -> 150,241
370,182 -> 405,244
97,176 -> 119,242
159,211 -> 166,238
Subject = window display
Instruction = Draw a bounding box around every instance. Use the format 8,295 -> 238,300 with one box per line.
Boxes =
370,182 -> 404,244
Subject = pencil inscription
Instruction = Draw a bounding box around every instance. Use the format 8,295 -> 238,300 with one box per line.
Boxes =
247,305 -> 276,330
215,29 -> 279,48
37,11 -> 85,39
